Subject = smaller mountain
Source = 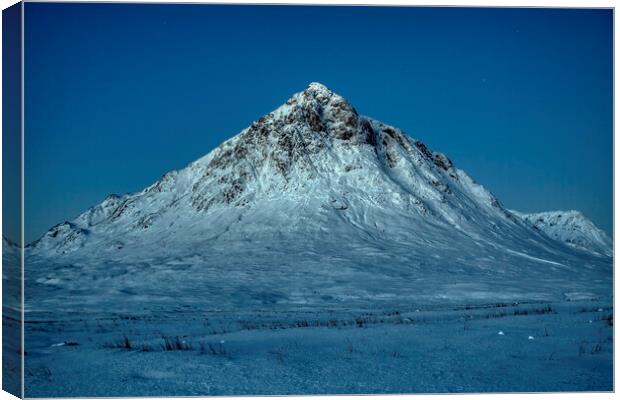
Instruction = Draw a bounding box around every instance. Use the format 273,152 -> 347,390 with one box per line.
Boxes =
512,210 -> 612,257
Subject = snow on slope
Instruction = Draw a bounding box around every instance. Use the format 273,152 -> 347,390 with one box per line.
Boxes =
25,83 -> 612,311
3,234 -> 21,314
2,235 -> 19,280
512,210 -> 612,257
3,236 -> 18,253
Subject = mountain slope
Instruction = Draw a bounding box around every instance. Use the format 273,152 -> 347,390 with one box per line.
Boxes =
25,83 -> 612,311
3,236 -> 18,253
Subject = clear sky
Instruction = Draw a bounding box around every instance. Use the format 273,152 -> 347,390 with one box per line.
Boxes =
3,3 -> 21,245
21,4 -> 612,244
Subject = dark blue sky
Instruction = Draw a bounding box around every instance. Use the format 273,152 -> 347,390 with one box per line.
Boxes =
3,3 -> 21,245
23,4 -> 612,243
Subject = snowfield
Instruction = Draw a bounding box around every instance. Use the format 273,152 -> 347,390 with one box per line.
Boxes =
14,83 -> 612,396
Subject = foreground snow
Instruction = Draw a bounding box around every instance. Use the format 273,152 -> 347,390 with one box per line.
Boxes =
24,299 -> 612,396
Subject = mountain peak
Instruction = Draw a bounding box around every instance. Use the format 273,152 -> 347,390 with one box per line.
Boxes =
270,82 -> 364,144
287,82 -> 352,109
298,82 -> 342,105
304,81 -> 332,96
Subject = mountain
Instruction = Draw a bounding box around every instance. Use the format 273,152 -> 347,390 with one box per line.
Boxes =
3,235 -> 18,252
2,235 -> 19,269
512,210 -> 612,257
26,83 -> 612,310
2,235 -> 21,313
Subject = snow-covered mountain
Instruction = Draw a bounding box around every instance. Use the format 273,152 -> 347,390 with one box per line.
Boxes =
2,235 -> 19,270
25,83 -> 612,310
2,235 -> 21,311
512,210 -> 612,257
3,236 -> 18,252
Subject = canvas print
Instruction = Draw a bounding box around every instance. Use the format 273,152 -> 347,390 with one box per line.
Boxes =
2,3 -> 613,397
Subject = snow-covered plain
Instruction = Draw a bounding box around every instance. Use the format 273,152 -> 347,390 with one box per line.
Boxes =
17,83 -> 612,396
